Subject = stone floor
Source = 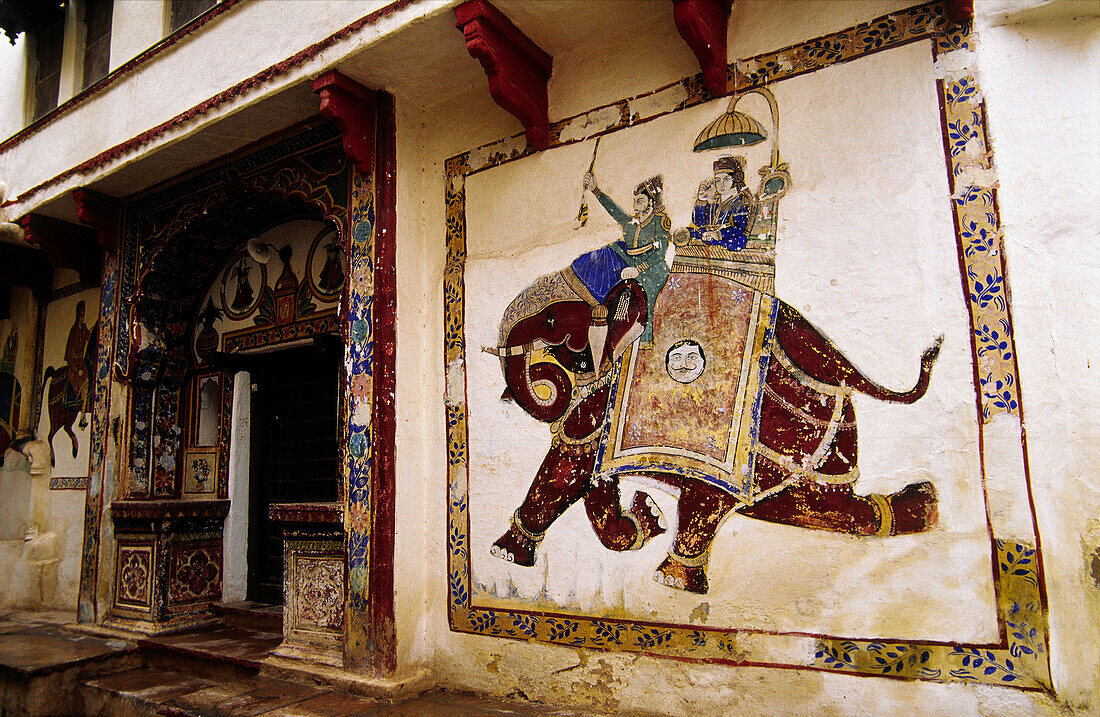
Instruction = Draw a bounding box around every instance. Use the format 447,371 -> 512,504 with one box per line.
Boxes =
0,610 -> 608,716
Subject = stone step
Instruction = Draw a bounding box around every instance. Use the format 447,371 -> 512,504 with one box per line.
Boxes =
136,624 -> 284,682
0,614 -> 141,716
211,601 -> 283,634
80,666 -> 377,716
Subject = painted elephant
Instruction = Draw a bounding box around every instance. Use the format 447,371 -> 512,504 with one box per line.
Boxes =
487,266 -> 942,594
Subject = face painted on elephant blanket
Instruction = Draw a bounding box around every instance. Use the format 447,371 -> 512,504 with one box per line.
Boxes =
666,339 -> 706,384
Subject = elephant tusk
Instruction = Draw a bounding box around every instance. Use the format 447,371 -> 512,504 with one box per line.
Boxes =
482,343 -> 533,357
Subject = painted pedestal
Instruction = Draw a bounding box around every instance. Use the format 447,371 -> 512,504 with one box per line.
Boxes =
106,500 -> 229,634
269,502 -> 346,667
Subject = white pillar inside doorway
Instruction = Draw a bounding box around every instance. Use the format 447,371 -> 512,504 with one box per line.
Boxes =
222,370 -> 251,602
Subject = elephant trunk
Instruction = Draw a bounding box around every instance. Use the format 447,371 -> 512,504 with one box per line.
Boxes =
501,351 -> 573,423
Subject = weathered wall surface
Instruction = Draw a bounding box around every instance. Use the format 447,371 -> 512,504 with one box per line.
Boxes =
976,6 -> 1100,710
390,1 -> 1099,714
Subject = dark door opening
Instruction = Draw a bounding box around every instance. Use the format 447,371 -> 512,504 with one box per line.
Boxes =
246,343 -> 341,604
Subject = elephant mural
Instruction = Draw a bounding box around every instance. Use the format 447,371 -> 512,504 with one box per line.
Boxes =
486,252 -> 942,595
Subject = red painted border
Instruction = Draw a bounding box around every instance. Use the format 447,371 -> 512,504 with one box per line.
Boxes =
0,0 -> 242,152
3,0 -> 417,209
369,90 -> 398,675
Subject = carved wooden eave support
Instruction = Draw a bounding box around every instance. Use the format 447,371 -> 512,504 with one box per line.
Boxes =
19,213 -> 102,287
312,71 -> 377,173
672,0 -> 733,98
72,187 -> 123,253
946,0 -> 974,23
455,0 -> 552,150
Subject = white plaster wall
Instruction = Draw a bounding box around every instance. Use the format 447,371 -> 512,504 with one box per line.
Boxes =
108,0 -> 165,71
976,7 -> 1100,709
390,1 -> 1095,714
0,36 -> 29,142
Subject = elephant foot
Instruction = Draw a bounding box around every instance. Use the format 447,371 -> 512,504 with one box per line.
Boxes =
490,510 -> 544,567
885,480 -> 938,535
626,491 -> 666,549
654,552 -> 709,595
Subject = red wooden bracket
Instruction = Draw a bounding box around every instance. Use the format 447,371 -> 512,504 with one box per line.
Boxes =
72,187 -> 123,252
20,213 -> 102,286
312,71 -> 377,174
672,0 -> 733,98
946,0 -> 974,23
455,0 -> 552,150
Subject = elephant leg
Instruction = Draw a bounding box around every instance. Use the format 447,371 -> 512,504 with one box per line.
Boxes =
654,481 -> 738,595
583,476 -> 666,552
738,462 -> 938,536
491,441 -> 595,567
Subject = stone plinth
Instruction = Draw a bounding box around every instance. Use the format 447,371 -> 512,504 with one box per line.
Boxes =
105,500 -> 229,634
268,502 -> 345,667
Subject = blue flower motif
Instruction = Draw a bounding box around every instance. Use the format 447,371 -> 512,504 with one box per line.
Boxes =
975,320 -> 1012,360
948,112 -> 982,157
968,268 -> 1005,311
980,372 -> 1019,416
962,216 -> 998,257
946,77 -> 978,105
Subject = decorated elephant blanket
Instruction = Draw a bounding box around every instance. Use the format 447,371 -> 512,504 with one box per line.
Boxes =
594,271 -> 778,503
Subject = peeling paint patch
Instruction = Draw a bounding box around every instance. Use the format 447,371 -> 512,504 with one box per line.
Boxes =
445,357 -> 466,406
468,137 -> 526,173
569,658 -> 621,714
933,48 -> 979,79
630,83 -> 690,123
558,105 -> 623,143
689,602 -> 710,624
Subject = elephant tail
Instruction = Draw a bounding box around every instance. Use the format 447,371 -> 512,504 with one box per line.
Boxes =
774,303 -> 942,405
857,334 -> 943,404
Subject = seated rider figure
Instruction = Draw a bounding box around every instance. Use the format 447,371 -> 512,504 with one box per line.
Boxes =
689,155 -> 756,251
568,173 -> 671,369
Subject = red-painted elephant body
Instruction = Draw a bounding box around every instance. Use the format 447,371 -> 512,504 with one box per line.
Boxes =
488,267 -> 941,594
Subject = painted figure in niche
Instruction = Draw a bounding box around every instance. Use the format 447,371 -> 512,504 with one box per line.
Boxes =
255,245 -> 315,327
230,260 -> 254,311
0,330 -> 22,464
487,143 -> 942,594
689,155 -> 756,251
565,173 -> 671,379
317,236 -> 345,294
42,303 -> 99,464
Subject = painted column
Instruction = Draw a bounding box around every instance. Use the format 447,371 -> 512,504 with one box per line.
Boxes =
315,71 -> 397,674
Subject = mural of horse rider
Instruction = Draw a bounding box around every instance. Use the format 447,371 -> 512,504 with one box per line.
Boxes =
565,173 -> 671,371
42,301 -> 99,464
688,155 -> 757,251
